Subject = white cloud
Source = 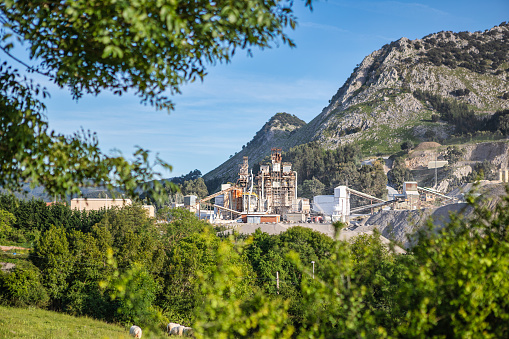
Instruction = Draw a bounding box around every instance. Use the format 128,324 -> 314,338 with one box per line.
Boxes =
299,21 -> 350,33
328,0 -> 449,17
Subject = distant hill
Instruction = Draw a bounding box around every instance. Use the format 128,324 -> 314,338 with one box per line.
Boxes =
204,23 -> 509,191
203,112 -> 306,191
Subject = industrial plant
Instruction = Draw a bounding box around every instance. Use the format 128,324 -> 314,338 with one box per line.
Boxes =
181,148 -> 472,225
193,148 -> 306,223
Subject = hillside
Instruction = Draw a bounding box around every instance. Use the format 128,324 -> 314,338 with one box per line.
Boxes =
0,306 -> 138,338
204,23 -> 509,190
303,23 -> 509,152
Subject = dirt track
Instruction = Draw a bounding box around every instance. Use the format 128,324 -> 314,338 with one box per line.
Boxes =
0,246 -> 30,251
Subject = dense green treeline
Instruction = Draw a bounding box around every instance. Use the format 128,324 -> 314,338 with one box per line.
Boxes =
282,142 -> 387,200
0,195 -> 107,245
2,191 -> 509,337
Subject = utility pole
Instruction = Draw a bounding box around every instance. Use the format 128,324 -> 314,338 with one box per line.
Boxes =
435,153 -> 438,189
276,271 -> 279,294
311,261 -> 315,279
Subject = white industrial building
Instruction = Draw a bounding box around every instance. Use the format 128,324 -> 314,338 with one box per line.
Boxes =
312,186 -> 351,222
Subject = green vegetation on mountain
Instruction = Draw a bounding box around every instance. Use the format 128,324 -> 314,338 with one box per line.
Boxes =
418,24 -> 509,73
413,89 -> 509,135
282,142 -> 387,200
204,23 -> 509,189
413,89 -> 478,134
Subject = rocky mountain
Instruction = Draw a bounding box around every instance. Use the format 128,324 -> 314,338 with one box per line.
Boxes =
204,23 -> 509,190
305,23 -> 509,150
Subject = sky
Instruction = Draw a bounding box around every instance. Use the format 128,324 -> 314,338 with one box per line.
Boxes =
32,0 -> 509,178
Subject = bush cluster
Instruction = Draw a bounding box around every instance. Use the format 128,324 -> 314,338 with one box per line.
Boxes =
2,188 -> 509,337
417,24 -> 509,73
282,142 -> 387,201
413,90 -> 509,136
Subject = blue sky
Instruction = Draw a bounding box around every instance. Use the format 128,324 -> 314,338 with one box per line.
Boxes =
38,0 -> 508,178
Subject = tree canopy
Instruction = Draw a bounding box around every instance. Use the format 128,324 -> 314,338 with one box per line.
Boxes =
0,0 -> 311,200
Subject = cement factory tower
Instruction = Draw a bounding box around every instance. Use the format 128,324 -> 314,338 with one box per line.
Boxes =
256,148 -> 297,215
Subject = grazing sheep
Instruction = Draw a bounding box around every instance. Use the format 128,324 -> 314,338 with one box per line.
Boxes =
182,327 -> 194,337
170,326 -> 185,336
129,325 -> 142,338
167,322 -> 180,334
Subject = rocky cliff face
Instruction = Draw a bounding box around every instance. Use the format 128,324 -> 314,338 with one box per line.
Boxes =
301,23 -> 509,150
204,23 -> 509,189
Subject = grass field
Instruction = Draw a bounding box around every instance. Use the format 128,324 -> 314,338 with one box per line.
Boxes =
0,306 -> 170,339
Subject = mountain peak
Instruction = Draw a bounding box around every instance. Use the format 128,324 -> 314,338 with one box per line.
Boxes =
204,23 -> 509,191
203,113 -> 306,189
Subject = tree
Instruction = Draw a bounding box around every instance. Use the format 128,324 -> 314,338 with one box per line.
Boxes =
193,237 -> 293,338
300,177 -> 325,199
289,229 -> 378,338
158,207 -> 212,248
31,225 -> 74,308
349,233 -> 413,330
396,190 -> 509,337
387,157 -> 413,190
499,114 -> 509,135
0,0 -> 312,200
0,261 -> 49,307
400,140 -> 414,152
444,145 -> 465,164
182,177 -> 209,198
0,208 -> 16,242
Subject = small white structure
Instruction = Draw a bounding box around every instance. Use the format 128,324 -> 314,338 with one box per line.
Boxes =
403,181 -> 420,209
403,182 -> 418,195
312,186 -> 351,222
427,160 -> 448,169
500,169 -> 509,183
312,195 -> 335,215
332,186 -> 350,222
292,198 -> 310,213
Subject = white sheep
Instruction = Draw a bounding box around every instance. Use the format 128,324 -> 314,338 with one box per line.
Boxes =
182,327 -> 194,337
129,325 -> 142,338
170,325 -> 185,336
167,322 -> 180,334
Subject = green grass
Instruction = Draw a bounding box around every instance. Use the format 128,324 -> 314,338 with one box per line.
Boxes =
0,306 -> 169,339
356,124 -> 421,156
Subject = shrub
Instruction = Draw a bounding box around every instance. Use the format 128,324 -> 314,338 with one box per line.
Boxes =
400,140 -> 414,151
0,262 -> 49,307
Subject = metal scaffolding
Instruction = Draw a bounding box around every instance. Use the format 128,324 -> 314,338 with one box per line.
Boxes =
199,148 -> 300,220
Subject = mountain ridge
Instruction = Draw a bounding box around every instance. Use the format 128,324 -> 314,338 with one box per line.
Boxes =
203,112 -> 306,188
203,23 -> 509,191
